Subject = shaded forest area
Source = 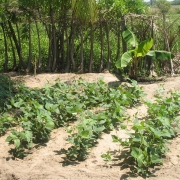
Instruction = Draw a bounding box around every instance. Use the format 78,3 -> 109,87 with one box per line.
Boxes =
0,0 -> 180,76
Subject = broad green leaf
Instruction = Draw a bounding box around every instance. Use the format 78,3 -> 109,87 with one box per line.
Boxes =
25,131 -> 33,142
151,154 -> 162,164
122,28 -> 138,47
45,121 -> 54,130
137,154 -> 144,167
5,136 -> 13,142
14,101 -> 22,108
132,134 -> 141,142
116,51 -> 133,68
146,50 -> 155,57
147,50 -> 175,60
131,147 -> 144,167
93,126 -> 105,133
131,147 -> 142,159
14,139 -> 20,148
81,130 -> 90,138
135,38 -> 153,57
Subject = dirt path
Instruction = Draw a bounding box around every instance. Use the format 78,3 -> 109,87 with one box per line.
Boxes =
0,73 -> 180,180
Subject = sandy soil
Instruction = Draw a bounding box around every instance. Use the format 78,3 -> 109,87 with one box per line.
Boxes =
0,72 -> 180,180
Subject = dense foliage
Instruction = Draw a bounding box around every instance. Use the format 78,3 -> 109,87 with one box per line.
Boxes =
0,0 -> 148,73
1,0 -> 179,76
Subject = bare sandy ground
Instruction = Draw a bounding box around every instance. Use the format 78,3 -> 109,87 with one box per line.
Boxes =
0,72 -> 180,180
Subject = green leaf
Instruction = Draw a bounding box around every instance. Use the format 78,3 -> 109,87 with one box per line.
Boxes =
45,121 -> 54,130
135,38 -> 153,57
147,50 -> 174,60
112,135 -> 121,143
122,28 -> 138,47
81,130 -> 90,138
93,126 -> 105,133
24,131 -> 33,142
14,139 -> 20,148
5,136 -> 13,142
131,147 -> 142,159
116,51 -> 133,68
151,154 -> 162,164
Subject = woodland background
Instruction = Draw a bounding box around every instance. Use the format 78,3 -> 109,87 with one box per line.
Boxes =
1,0 -> 180,76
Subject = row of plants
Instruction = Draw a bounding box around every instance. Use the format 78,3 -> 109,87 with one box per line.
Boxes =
66,79 -> 144,160
0,76 -> 144,158
104,86 -> 180,176
1,75 -> 180,177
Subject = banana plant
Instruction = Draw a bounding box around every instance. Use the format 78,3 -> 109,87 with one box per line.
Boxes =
115,28 -> 174,79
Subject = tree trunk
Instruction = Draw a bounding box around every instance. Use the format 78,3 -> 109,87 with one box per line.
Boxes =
46,24 -> 52,72
115,20 -> 121,73
26,19 -> 32,73
9,34 -> 17,70
105,21 -> 111,71
16,22 -> 25,70
35,21 -> 42,71
64,27 -> 70,72
70,23 -> 76,72
121,15 -> 127,53
8,20 -> 25,70
1,23 -> 9,72
99,22 -> 104,72
57,29 -> 65,72
89,23 -> 94,73
50,5 -> 57,72
80,27 -> 84,73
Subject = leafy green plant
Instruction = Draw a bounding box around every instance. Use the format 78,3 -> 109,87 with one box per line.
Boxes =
115,28 -> 174,79
66,79 -> 144,161
2,77 -> 144,159
0,75 -> 17,110
66,115 -> 98,161
0,113 -> 14,136
111,87 -> 180,176
101,150 -> 112,162
5,130 -> 33,158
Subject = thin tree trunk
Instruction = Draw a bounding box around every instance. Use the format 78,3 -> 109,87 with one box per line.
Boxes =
114,20 -> 121,73
16,22 -> 25,70
99,22 -> 104,72
35,21 -> 42,71
149,17 -> 156,77
65,27 -> 70,72
89,23 -> 94,73
58,29 -> 65,71
105,21 -> 111,71
50,5 -> 57,72
121,15 -> 127,53
80,27 -> 84,73
46,24 -> 52,72
1,23 -> 9,72
70,23 -> 76,71
26,19 -> 32,73
8,20 -> 25,70
9,34 -> 17,70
